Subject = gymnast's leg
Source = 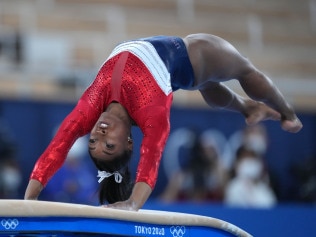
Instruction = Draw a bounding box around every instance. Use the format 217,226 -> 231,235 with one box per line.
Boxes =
198,81 -> 282,127
184,33 -> 302,133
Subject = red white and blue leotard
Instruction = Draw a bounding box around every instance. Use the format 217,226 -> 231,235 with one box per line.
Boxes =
30,36 -> 195,189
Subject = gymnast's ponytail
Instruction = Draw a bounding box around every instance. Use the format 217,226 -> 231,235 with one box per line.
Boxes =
90,149 -> 134,204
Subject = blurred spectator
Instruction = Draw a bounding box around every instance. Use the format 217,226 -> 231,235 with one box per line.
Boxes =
222,124 -> 269,172
160,130 -> 228,203
42,136 -> 98,205
241,125 -> 268,157
224,145 -> 277,208
290,154 -> 316,203
0,110 -> 21,198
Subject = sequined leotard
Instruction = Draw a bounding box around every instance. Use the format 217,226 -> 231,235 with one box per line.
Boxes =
30,36 -> 194,189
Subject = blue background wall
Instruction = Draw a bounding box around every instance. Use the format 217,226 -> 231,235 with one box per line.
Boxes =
0,98 -> 315,237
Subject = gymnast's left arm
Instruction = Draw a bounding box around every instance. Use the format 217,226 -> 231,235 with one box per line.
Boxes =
107,106 -> 171,211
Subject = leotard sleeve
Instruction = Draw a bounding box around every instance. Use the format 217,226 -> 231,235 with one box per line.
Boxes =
133,99 -> 172,189
30,69 -> 110,186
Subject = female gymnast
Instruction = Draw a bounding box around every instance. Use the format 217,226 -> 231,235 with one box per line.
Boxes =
25,33 -> 302,211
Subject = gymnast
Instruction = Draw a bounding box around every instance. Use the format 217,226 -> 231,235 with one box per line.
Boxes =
25,33 -> 302,211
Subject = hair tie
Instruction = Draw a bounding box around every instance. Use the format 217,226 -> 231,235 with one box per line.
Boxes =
97,170 -> 123,183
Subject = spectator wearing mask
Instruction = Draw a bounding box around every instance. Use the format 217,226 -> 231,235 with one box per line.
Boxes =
224,145 -> 277,208
160,131 -> 228,202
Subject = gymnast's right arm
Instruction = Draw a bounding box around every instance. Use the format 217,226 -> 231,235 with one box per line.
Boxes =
24,92 -> 103,200
24,106 -> 84,200
24,100 -> 97,200
24,102 -> 86,200
25,179 -> 44,200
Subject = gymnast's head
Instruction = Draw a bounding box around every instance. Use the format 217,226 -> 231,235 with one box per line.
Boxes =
88,111 -> 134,204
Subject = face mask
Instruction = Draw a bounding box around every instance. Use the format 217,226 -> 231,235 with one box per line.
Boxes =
1,166 -> 22,190
236,158 -> 263,180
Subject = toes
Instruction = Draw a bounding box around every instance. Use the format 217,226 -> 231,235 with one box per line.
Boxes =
269,110 -> 281,121
282,119 -> 303,133
246,114 -> 263,125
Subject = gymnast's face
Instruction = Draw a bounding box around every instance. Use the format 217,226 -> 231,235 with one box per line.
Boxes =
89,112 -> 132,161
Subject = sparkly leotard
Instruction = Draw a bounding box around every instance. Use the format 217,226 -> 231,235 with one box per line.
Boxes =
30,36 -> 194,189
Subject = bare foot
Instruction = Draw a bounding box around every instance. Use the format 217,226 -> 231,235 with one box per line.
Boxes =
245,102 -> 281,125
281,117 -> 303,133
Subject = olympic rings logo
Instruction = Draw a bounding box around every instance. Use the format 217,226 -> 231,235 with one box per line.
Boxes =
170,226 -> 186,237
1,219 -> 19,230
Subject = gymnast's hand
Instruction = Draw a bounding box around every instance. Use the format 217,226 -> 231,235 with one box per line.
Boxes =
105,199 -> 139,211
24,179 -> 44,200
104,182 -> 152,211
